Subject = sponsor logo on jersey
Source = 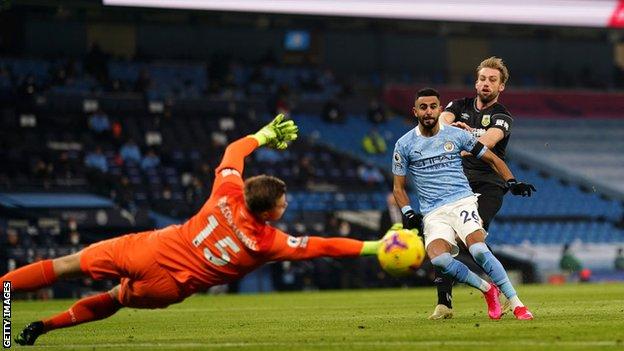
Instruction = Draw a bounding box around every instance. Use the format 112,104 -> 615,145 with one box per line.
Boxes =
220,169 -> 241,178
413,153 -> 459,169
443,141 -> 455,152
460,113 -> 470,120
473,128 -> 487,138
393,152 -> 401,163
393,152 -> 404,172
481,115 -> 491,127
495,119 -> 510,131
287,235 -> 309,248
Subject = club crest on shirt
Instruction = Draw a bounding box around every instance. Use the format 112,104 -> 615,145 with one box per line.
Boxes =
481,114 -> 491,127
444,141 -> 455,152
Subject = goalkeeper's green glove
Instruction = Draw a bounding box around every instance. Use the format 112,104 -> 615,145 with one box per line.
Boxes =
360,224 -> 420,256
381,223 -> 420,240
251,114 -> 298,150
271,118 -> 298,150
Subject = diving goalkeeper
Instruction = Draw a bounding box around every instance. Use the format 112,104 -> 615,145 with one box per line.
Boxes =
2,115 -> 382,345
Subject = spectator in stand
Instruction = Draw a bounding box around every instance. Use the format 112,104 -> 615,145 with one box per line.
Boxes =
6,228 -> 21,248
367,98 -> 386,124
615,247 -> 624,271
268,84 -> 291,117
50,64 -> 68,86
141,149 -> 161,170
338,220 -> 352,237
56,152 -> 76,181
155,184 -> 176,216
0,64 -> 11,85
111,176 -> 136,212
559,243 -> 582,273
17,74 -> 38,110
5,228 -> 27,271
120,139 -> 142,165
321,97 -> 345,123
134,68 -> 152,94
84,43 -> 109,83
325,213 -> 341,235
255,147 -> 283,164
32,158 -> 54,188
88,109 -> 111,135
185,176 -> 206,211
357,164 -> 385,186
196,163 -> 214,186
294,156 -> 316,188
111,119 -> 123,146
84,146 -> 108,173
362,128 -> 387,155
66,218 -> 82,251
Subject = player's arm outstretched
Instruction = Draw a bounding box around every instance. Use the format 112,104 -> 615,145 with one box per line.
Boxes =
265,229 -> 380,262
211,114 -> 297,193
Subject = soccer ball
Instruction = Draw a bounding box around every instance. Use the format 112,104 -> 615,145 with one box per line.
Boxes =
377,229 -> 426,277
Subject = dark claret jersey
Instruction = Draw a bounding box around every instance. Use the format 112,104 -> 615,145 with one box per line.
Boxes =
444,97 -> 513,187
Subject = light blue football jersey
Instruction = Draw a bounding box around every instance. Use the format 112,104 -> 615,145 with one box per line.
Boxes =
392,124 -> 487,215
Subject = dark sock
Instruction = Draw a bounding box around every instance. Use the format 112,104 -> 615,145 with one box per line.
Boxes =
434,268 -> 454,308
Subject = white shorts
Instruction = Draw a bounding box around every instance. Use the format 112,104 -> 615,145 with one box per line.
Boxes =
423,195 -> 487,257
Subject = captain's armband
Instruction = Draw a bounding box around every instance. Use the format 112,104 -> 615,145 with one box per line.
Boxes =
470,141 -> 488,159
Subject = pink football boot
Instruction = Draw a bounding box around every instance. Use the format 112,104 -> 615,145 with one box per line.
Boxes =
483,284 -> 502,319
513,306 -> 534,320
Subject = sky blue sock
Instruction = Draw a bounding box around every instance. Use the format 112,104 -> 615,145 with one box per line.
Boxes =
469,242 -> 517,299
431,253 -> 488,292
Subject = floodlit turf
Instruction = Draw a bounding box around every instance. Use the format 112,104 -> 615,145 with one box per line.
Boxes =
8,283 -> 624,350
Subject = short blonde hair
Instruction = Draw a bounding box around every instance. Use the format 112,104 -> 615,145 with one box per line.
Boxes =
476,56 -> 509,84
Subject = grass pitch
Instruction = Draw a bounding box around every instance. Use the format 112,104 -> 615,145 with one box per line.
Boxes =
9,283 -> 624,350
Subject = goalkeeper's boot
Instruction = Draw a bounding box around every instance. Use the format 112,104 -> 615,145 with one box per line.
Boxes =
428,304 -> 453,320
15,321 -> 44,345
483,284 -> 502,320
513,306 -> 534,320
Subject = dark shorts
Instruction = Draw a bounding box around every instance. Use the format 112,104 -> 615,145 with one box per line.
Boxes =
470,180 -> 506,231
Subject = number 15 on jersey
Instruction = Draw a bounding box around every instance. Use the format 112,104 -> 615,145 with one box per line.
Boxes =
192,215 -> 240,267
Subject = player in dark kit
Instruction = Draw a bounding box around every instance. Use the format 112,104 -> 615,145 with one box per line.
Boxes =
413,57 -> 533,319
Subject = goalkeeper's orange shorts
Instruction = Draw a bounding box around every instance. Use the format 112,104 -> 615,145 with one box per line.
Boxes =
80,231 -> 185,309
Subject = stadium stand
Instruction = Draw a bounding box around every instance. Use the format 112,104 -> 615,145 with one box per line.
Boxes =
2,54 -> 624,289
507,118 -> 624,200
291,107 -> 624,276
0,57 -> 402,294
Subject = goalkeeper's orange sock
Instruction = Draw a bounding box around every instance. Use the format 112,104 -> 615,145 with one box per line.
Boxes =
42,292 -> 122,332
1,259 -> 57,291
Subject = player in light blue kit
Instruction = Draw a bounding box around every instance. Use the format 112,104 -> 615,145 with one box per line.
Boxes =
392,88 -> 535,320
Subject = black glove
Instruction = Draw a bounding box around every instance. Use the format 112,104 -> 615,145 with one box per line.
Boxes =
402,209 -> 421,230
506,179 -> 536,197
